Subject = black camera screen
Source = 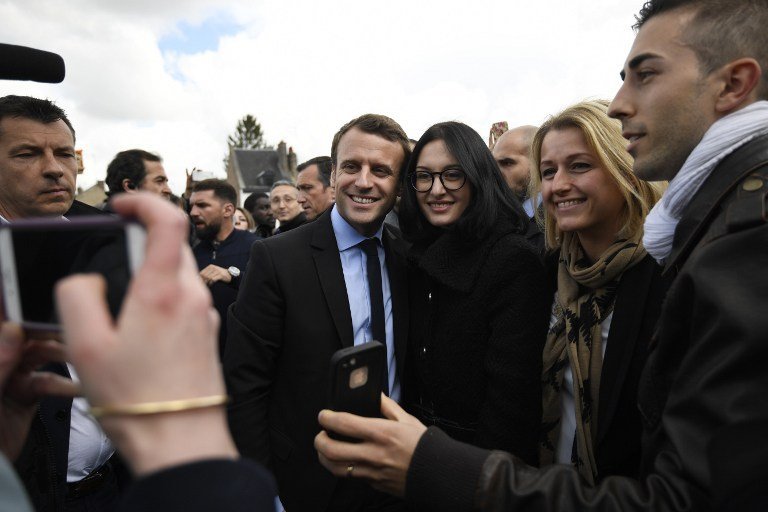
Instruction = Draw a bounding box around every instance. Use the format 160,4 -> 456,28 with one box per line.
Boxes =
9,224 -> 131,325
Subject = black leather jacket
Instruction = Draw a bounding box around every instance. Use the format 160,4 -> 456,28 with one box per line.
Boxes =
404,134 -> 768,511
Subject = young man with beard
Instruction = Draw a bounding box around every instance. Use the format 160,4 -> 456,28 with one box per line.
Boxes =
492,125 -> 545,251
190,179 -> 260,355
314,1 -> 768,510
491,125 -> 537,210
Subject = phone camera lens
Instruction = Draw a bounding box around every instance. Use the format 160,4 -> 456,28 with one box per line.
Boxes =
350,358 -> 356,366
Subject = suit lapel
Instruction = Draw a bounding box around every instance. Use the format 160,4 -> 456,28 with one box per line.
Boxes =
311,212 -> 354,348
596,257 -> 655,445
383,226 -> 409,380
664,134 -> 768,274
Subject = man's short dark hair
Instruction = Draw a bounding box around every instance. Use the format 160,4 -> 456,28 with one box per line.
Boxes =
105,149 -> 162,196
244,192 -> 269,212
192,179 -> 237,206
0,95 -> 75,142
297,156 -> 333,187
330,114 -> 412,177
634,0 -> 768,99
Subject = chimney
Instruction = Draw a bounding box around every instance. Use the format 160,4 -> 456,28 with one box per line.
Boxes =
287,145 -> 297,179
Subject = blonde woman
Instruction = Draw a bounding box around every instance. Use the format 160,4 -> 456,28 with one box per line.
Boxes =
233,207 -> 255,231
531,100 -> 668,484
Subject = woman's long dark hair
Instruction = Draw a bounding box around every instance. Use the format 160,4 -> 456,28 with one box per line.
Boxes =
399,121 -> 528,244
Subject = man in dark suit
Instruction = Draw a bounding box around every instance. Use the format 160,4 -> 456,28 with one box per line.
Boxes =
224,114 -> 411,511
0,94 -> 130,511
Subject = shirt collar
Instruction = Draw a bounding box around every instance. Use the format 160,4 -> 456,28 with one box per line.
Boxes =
217,226 -> 238,244
201,226 -> 238,248
331,204 -> 384,251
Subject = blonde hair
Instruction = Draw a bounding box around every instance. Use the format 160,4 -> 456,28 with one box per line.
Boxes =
529,100 -> 666,250
235,206 -> 255,230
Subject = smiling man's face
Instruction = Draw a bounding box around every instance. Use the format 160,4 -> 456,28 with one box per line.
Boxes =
331,128 -> 404,237
0,116 -> 77,219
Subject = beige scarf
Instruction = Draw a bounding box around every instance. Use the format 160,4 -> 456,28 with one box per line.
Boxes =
541,232 -> 646,484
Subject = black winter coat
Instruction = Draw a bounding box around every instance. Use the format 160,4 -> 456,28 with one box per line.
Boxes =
403,219 -> 550,466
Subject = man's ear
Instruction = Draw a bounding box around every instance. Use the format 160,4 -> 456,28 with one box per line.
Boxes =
223,202 -> 235,217
715,58 -> 762,113
122,178 -> 137,192
330,167 -> 337,188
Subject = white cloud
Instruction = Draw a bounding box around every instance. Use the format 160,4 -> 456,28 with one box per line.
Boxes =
1,0 -> 641,198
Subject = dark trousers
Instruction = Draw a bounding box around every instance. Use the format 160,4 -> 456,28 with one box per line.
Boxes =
64,463 -> 121,512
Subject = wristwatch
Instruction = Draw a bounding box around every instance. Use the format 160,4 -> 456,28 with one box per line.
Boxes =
227,266 -> 241,278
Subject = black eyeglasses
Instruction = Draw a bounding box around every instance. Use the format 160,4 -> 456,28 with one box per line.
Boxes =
409,169 -> 467,192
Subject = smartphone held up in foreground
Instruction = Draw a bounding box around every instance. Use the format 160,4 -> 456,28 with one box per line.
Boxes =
328,340 -> 387,441
0,216 -> 146,334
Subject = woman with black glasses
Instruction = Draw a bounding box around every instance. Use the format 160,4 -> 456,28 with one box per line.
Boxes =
399,121 -> 550,464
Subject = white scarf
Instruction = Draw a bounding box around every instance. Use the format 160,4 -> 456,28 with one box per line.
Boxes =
644,101 -> 768,263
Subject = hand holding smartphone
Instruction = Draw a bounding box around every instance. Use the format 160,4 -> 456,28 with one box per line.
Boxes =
327,341 -> 386,442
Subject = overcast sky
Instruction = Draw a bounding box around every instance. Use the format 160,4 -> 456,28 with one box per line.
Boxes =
0,0 -> 641,198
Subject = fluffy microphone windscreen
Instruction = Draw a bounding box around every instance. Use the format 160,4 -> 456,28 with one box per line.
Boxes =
0,43 -> 65,83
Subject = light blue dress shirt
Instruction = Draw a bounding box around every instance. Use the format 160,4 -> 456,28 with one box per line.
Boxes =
331,205 -> 400,401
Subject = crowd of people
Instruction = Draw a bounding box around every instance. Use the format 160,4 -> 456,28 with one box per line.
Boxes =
2,0 -> 768,510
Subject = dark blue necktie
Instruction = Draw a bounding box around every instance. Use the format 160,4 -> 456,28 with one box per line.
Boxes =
359,238 -> 386,344
359,238 -> 388,394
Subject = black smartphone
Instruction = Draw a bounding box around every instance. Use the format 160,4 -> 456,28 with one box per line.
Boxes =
327,341 -> 386,441
0,216 -> 145,335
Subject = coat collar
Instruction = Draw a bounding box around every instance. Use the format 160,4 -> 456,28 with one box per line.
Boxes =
197,225 -> 245,250
412,218 -> 518,293
665,133 -> 768,274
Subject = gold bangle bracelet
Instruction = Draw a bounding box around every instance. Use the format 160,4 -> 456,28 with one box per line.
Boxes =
90,395 -> 229,418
